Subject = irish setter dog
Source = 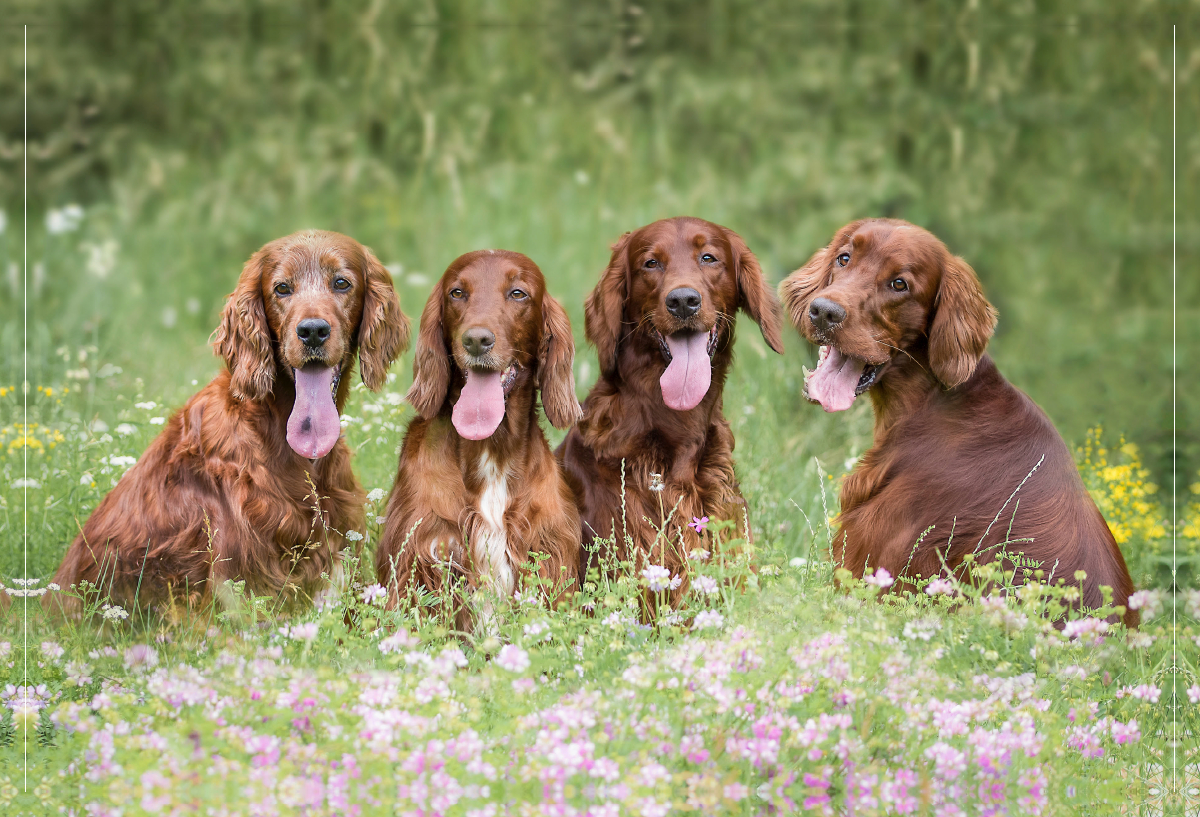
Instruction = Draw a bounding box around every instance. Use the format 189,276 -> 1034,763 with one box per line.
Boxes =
780,218 -> 1137,626
51,230 -> 410,612
558,217 -> 784,605
376,250 -> 582,629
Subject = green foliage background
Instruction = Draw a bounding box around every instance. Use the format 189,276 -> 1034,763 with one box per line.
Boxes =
0,1 -> 1193,586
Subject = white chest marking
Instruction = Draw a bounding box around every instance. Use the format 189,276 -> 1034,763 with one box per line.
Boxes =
474,452 -> 514,597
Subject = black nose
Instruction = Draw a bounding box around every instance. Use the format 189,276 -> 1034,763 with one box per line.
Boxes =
808,298 -> 847,332
462,327 -> 496,358
296,318 -> 331,348
665,287 -> 702,319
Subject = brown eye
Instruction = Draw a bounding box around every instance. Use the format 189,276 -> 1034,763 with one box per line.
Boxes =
890,278 -> 908,292
836,253 -> 850,267
700,253 -> 717,263
333,277 -> 351,291
274,282 -> 292,296
449,288 -> 466,300
644,258 -> 659,269
509,289 -> 528,300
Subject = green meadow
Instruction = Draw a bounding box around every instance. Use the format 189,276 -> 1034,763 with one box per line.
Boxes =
0,3 -> 1193,813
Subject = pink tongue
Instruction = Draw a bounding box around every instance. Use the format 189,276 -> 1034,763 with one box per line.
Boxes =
452,369 -> 506,440
660,332 -> 712,411
287,364 -> 341,459
805,346 -> 867,412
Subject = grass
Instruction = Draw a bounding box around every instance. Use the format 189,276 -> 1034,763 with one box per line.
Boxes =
1,370 -> 1190,813
0,2 -> 1192,812
0,500 -> 1181,815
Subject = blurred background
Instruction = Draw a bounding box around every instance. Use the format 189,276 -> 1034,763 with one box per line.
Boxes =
0,0 -> 1193,588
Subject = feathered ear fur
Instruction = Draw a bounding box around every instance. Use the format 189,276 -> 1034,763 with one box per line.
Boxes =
928,253 -> 997,389
211,248 -> 276,402
538,293 -> 583,429
583,231 -> 632,376
726,229 -> 784,354
405,283 -> 450,419
357,248 -> 411,391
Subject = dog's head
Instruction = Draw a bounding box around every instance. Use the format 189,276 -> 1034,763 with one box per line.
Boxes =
779,218 -> 997,411
406,249 -> 581,440
584,217 -> 784,411
212,230 -> 411,458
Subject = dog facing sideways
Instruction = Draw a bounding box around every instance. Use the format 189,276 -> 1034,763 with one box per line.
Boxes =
51,230 -> 411,613
558,217 -> 784,605
375,250 -> 583,629
780,218 -> 1137,626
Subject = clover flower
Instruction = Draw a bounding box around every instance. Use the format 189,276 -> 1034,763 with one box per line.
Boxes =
360,583 -> 387,606
378,629 -> 417,655
279,622 -> 319,642
924,578 -> 955,596
689,548 -> 711,562
692,610 -> 725,630
691,575 -> 719,596
1062,617 -> 1108,642
1126,589 -> 1164,621
495,645 -> 530,673
123,645 -> 159,672
642,565 -> 681,592
864,568 -> 893,588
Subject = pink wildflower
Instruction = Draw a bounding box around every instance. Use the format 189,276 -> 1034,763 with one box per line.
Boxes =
689,516 -> 709,533
864,568 -> 893,588
496,645 -> 530,673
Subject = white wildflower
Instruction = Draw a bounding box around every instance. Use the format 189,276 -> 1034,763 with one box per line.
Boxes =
692,610 -> 725,630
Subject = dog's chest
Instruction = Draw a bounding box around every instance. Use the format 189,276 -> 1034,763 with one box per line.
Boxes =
473,451 -> 514,596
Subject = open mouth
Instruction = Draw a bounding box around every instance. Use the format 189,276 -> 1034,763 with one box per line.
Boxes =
802,345 -> 883,413
452,362 -> 520,440
653,327 -> 718,411
286,362 -> 343,460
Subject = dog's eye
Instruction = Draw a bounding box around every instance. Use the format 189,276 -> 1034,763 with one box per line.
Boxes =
449,288 -> 466,300
890,278 -> 908,292
332,277 -> 351,291
836,253 -> 850,267
644,258 -> 659,269
509,289 -> 528,301
274,282 -> 292,296
700,253 -> 717,264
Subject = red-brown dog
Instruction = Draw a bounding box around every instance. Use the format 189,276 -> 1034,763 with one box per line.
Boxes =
51,231 -> 410,611
558,217 -> 784,605
780,218 -> 1136,626
376,250 -> 582,628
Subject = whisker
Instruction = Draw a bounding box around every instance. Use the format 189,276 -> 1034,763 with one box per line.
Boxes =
869,334 -> 927,372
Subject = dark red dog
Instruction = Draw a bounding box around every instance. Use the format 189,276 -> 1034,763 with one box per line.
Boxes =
51,231 -> 410,611
376,250 -> 582,628
558,217 -> 784,604
780,218 -> 1137,626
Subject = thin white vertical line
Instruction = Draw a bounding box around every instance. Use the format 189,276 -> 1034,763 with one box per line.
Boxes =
22,22 -> 28,794
1171,21 -> 1177,800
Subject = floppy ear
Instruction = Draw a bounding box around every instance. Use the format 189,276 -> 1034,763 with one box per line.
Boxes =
211,248 -> 276,402
728,230 -> 784,354
778,245 -> 832,334
583,231 -> 632,376
405,283 -> 451,419
538,293 -> 583,429
928,254 -> 998,389
358,249 -> 412,391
